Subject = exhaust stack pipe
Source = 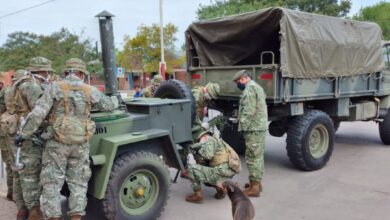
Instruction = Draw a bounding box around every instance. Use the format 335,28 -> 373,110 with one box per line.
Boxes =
96,10 -> 118,96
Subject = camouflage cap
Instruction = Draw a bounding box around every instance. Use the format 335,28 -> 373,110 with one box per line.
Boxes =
28,57 -> 54,72
205,83 -> 220,99
13,69 -> 30,81
197,130 -> 213,141
63,58 -> 89,75
232,69 -> 249,82
152,75 -> 163,86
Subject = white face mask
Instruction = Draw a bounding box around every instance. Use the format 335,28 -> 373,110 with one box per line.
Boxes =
32,73 -> 50,84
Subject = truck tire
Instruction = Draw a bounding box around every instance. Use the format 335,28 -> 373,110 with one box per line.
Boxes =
379,110 -> 390,145
154,79 -> 196,125
286,110 -> 335,171
102,151 -> 171,220
220,121 -> 246,155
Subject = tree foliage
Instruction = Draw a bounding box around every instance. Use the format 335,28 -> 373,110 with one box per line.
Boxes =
197,0 -> 351,20
0,28 -> 100,74
117,23 -> 184,74
353,1 -> 390,40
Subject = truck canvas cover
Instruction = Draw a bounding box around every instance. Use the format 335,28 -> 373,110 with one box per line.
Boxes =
186,7 -> 385,78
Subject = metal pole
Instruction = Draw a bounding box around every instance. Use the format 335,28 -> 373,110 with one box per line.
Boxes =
159,0 -> 166,79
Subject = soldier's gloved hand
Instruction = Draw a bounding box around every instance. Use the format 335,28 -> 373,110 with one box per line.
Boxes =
15,136 -> 25,146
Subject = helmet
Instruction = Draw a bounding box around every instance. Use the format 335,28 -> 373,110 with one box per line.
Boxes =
63,58 -> 89,75
197,130 -> 213,141
232,69 -> 250,82
151,75 -> 163,86
13,69 -> 30,81
27,57 -> 54,72
205,83 -> 220,99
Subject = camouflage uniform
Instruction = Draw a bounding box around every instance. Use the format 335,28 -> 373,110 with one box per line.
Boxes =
142,75 -> 163,97
0,86 -> 13,200
3,70 -> 31,214
191,83 -> 220,126
14,59 -> 54,217
20,58 -> 115,219
188,133 -> 241,191
234,71 -> 267,183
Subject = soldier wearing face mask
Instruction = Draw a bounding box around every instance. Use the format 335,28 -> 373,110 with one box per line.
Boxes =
10,57 -> 54,220
232,70 -> 268,197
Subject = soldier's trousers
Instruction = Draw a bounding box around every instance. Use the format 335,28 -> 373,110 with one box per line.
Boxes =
243,130 -> 265,181
188,163 -> 235,191
6,135 -> 26,210
40,139 -> 91,218
19,140 -> 43,210
1,147 -> 13,195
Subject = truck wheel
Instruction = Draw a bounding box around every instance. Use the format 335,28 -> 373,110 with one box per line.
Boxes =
102,151 -> 171,220
220,121 -> 246,154
154,79 -> 196,125
286,110 -> 335,171
379,110 -> 390,145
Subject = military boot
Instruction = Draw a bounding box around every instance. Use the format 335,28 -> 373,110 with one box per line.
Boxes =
244,180 -> 262,192
48,218 -> 61,220
16,208 -> 29,220
185,190 -> 203,204
70,214 -> 82,220
214,187 -> 227,200
244,180 -> 261,197
27,206 -> 43,220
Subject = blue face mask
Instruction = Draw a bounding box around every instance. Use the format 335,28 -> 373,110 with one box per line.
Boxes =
236,82 -> 246,91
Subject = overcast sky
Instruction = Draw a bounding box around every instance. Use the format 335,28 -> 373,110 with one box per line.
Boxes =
0,0 -> 386,49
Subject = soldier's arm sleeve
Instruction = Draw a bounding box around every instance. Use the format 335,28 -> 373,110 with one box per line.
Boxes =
20,88 -> 54,139
198,139 -> 217,160
23,82 -> 43,109
91,87 -> 115,112
239,86 -> 257,130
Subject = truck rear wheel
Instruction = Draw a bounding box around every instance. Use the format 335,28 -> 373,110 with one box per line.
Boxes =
379,110 -> 390,145
102,151 -> 171,220
154,79 -> 196,125
286,110 -> 335,171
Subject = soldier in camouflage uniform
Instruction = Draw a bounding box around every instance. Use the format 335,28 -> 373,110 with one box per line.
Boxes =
192,83 -> 220,127
17,57 -> 54,220
233,70 -> 268,197
142,74 -> 163,97
181,130 -> 241,204
0,81 -> 14,201
18,58 -> 116,220
2,69 -> 31,220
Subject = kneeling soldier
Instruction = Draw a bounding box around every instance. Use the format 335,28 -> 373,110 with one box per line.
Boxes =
181,130 -> 241,204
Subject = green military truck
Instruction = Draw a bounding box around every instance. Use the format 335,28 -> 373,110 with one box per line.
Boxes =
185,7 -> 390,171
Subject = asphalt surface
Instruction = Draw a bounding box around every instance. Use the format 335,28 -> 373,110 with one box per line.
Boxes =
1,121 -> 390,220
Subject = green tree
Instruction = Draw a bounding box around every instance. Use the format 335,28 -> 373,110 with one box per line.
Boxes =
0,28 -> 99,74
117,23 -> 184,74
353,1 -> 390,40
196,0 -> 351,20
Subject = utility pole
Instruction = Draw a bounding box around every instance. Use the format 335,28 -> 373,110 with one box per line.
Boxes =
159,0 -> 166,79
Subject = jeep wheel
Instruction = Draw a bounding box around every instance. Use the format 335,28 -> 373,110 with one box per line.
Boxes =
102,151 -> 171,220
286,110 -> 335,171
379,110 -> 390,145
154,79 -> 196,125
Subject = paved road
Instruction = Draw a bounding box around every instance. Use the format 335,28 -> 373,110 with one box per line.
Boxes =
1,121 -> 390,220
